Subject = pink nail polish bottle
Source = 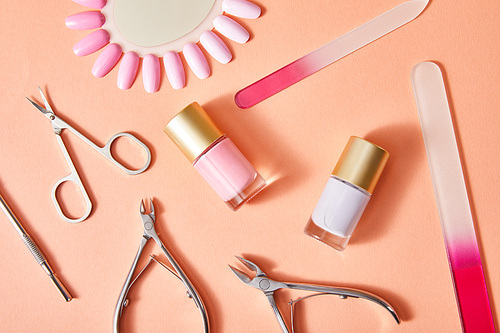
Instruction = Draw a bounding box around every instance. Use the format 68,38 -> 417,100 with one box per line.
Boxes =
164,102 -> 266,210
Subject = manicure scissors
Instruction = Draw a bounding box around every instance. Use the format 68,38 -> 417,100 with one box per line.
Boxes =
229,256 -> 400,333
26,87 -> 151,223
113,199 -> 210,333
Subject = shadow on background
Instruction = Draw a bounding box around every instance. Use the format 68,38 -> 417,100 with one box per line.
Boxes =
348,123 -> 424,245
203,95 -> 310,207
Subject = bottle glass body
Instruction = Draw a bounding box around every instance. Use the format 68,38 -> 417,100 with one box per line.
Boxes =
193,135 -> 266,210
304,175 -> 371,251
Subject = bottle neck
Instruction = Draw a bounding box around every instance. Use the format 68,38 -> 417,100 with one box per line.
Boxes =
331,175 -> 371,196
192,134 -> 227,165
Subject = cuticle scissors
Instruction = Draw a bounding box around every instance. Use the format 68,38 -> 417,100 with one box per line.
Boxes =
229,256 -> 400,333
113,199 -> 210,333
26,87 -> 151,223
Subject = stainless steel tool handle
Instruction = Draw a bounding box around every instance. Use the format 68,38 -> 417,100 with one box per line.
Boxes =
101,133 -> 152,175
285,283 -> 400,323
57,116 -> 151,176
154,236 -> 210,333
52,134 -> 92,223
0,192 -> 72,301
23,234 -> 73,302
266,293 -> 290,333
0,194 -> 26,236
113,236 -> 148,333
22,233 -> 46,264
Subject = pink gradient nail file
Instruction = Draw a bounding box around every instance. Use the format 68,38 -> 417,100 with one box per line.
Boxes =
412,62 -> 495,332
235,0 -> 429,108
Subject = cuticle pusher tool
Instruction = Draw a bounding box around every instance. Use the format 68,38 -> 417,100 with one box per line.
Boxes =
0,189 -> 72,301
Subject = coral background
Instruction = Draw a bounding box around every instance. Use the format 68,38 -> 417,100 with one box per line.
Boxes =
0,0 -> 498,331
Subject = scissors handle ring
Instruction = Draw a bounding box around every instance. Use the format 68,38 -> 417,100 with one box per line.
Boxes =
52,173 -> 92,224
101,133 -> 151,175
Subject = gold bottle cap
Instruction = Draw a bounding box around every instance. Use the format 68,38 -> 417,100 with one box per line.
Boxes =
164,102 -> 223,163
332,136 -> 389,194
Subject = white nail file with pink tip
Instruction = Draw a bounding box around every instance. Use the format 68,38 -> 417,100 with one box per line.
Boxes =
412,61 -> 495,333
235,0 -> 429,108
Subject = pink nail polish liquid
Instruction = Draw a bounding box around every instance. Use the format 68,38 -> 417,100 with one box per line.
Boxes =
165,102 -> 266,210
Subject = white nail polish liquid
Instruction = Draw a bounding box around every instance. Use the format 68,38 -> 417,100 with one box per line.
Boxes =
304,136 -> 389,251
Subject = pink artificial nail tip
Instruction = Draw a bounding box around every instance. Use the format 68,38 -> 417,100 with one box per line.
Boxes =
73,29 -> 109,56
117,52 -> 139,90
183,43 -> 210,79
92,43 -> 122,78
213,15 -> 250,44
200,31 -> 232,64
222,0 -> 261,19
65,11 -> 105,30
142,54 -> 161,93
72,0 -> 107,10
163,52 -> 186,89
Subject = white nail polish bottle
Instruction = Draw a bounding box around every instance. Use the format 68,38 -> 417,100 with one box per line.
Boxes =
304,136 -> 389,251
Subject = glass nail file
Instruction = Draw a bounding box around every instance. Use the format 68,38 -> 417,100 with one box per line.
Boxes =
412,62 -> 494,333
235,0 -> 429,109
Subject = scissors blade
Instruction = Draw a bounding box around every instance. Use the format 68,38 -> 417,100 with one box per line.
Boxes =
37,86 -> 55,113
25,97 -> 51,115
26,87 -> 55,119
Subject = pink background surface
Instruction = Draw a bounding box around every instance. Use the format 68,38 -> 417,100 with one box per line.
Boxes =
0,0 -> 499,332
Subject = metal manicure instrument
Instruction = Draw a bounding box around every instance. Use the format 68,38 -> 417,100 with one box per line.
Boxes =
229,256 -> 400,333
113,199 -> 210,333
0,189 -> 72,302
26,87 -> 151,223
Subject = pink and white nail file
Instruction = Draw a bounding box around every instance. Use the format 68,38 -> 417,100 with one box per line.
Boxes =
235,0 -> 428,108
412,62 -> 495,333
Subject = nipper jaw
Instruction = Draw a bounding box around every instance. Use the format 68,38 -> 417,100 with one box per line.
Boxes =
229,256 -> 287,293
140,199 -> 157,240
